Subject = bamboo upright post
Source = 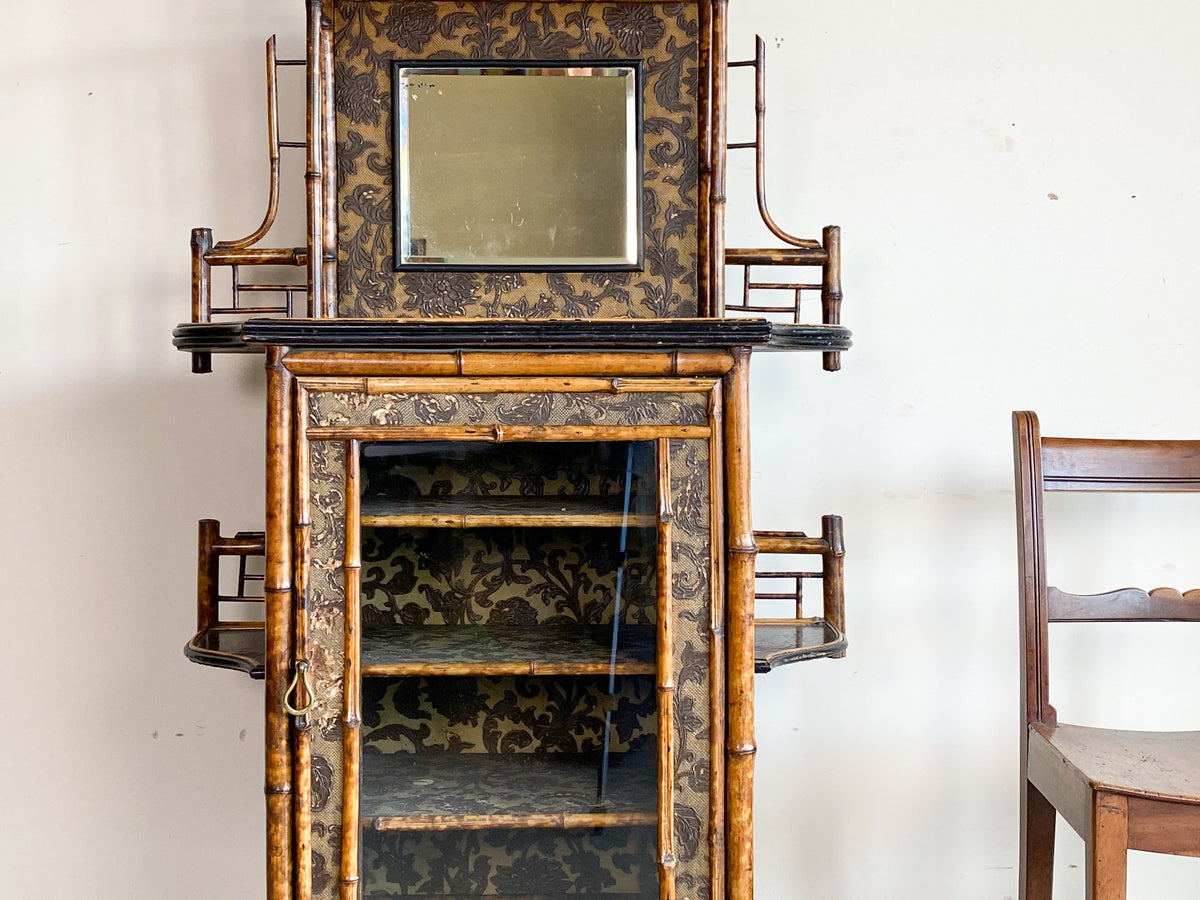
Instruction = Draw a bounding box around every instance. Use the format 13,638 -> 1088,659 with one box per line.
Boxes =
723,349 -> 756,900
340,441 -> 363,900
821,514 -> 846,657
196,519 -> 221,633
709,0 -> 729,317
293,383 -> 314,899
655,439 -> 677,900
265,346 -> 295,900
190,228 -> 213,373
706,386 -> 727,900
320,3 -> 337,314
305,0 -> 324,318
821,225 -> 843,371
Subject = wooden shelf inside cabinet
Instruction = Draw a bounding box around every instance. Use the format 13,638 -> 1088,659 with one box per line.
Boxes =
361,495 -> 655,529
361,624 -> 656,676
361,751 -> 657,831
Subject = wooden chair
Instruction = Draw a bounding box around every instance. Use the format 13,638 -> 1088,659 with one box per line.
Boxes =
1013,411 -> 1200,899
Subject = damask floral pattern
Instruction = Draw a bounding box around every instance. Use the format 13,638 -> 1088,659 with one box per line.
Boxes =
333,1 -> 700,318
362,526 -> 659,627
602,4 -> 665,55
310,389 -> 710,429
362,826 -> 658,897
308,441 -> 349,900
362,674 -> 655,755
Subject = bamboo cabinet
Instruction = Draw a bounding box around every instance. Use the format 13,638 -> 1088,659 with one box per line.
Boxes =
177,3 -> 851,899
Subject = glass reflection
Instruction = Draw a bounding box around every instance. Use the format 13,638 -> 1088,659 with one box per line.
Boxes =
392,63 -> 641,270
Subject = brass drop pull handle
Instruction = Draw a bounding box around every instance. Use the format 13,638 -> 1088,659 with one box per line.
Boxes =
283,659 -> 315,716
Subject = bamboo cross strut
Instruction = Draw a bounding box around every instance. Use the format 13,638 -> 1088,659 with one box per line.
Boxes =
595,443 -> 637,811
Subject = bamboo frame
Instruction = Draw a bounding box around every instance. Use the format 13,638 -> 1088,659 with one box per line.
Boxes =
821,225 -> 843,371
655,438 -> 677,900
187,36 -> 307,375
339,440 -> 362,900
180,2 -> 853,896
727,37 -> 821,251
265,346 -> 295,900
305,0 -> 324,318
356,375 -> 718,394
360,509 -> 658,530
195,520 -> 265,633
722,349 -> 755,900
283,375 -> 720,397
217,36 -> 284,252
706,383 -> 727,900
709,0 -> 728,318
320,2 -> 338,314
293,383 -> 313,900
367,811 -> 657,832
360,661 -> 656,677
283,350 -> 737,379
752,516 -> 847,660
307,425 -> 711,443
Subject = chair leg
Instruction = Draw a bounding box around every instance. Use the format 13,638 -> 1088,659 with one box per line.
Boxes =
1086,792 -> 1128,900
1020,780 -> 1056,900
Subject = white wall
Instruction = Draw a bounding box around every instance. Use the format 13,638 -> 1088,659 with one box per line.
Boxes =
2,1 -> 1198,898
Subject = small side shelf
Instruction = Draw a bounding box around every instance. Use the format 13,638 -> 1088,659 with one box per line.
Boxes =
361,624 -> 655,676
186,625 -> 267,679
361,750 -> 657,830
752,517 -> 847,673
755,619 -> 847,672
185,519 -> 267,679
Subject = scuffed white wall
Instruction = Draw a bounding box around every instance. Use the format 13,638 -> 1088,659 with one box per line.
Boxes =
2,1 -> 1198,898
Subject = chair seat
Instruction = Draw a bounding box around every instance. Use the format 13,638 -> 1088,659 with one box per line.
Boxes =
1031,722 -> 1200,804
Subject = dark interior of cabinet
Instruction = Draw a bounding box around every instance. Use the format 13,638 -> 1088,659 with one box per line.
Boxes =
357,440 -> 660,898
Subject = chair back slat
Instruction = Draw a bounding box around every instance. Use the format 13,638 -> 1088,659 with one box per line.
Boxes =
1013,411 -> 1200,727
1041,437 -> 1200,491
1047,585 -> 1200,622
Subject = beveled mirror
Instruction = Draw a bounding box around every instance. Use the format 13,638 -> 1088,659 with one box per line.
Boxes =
391,62 -> 641,271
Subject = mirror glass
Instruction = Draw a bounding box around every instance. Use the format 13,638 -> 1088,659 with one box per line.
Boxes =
392,63 -> 641,270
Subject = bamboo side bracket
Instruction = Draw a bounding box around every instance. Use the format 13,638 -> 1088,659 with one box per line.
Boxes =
189,36 -> 310,373
723,37 -> 846,371
184,519 -> 267,679
752,515 -> 848,671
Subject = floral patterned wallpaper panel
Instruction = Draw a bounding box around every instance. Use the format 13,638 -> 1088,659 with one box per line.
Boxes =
333,2 -> 701,318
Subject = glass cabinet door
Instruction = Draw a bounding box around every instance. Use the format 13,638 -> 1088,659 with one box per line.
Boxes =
301,384 -> 719,900
354,440 -> 661,900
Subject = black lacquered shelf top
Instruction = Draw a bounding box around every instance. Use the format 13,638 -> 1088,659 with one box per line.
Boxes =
173,317 -> 851,354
